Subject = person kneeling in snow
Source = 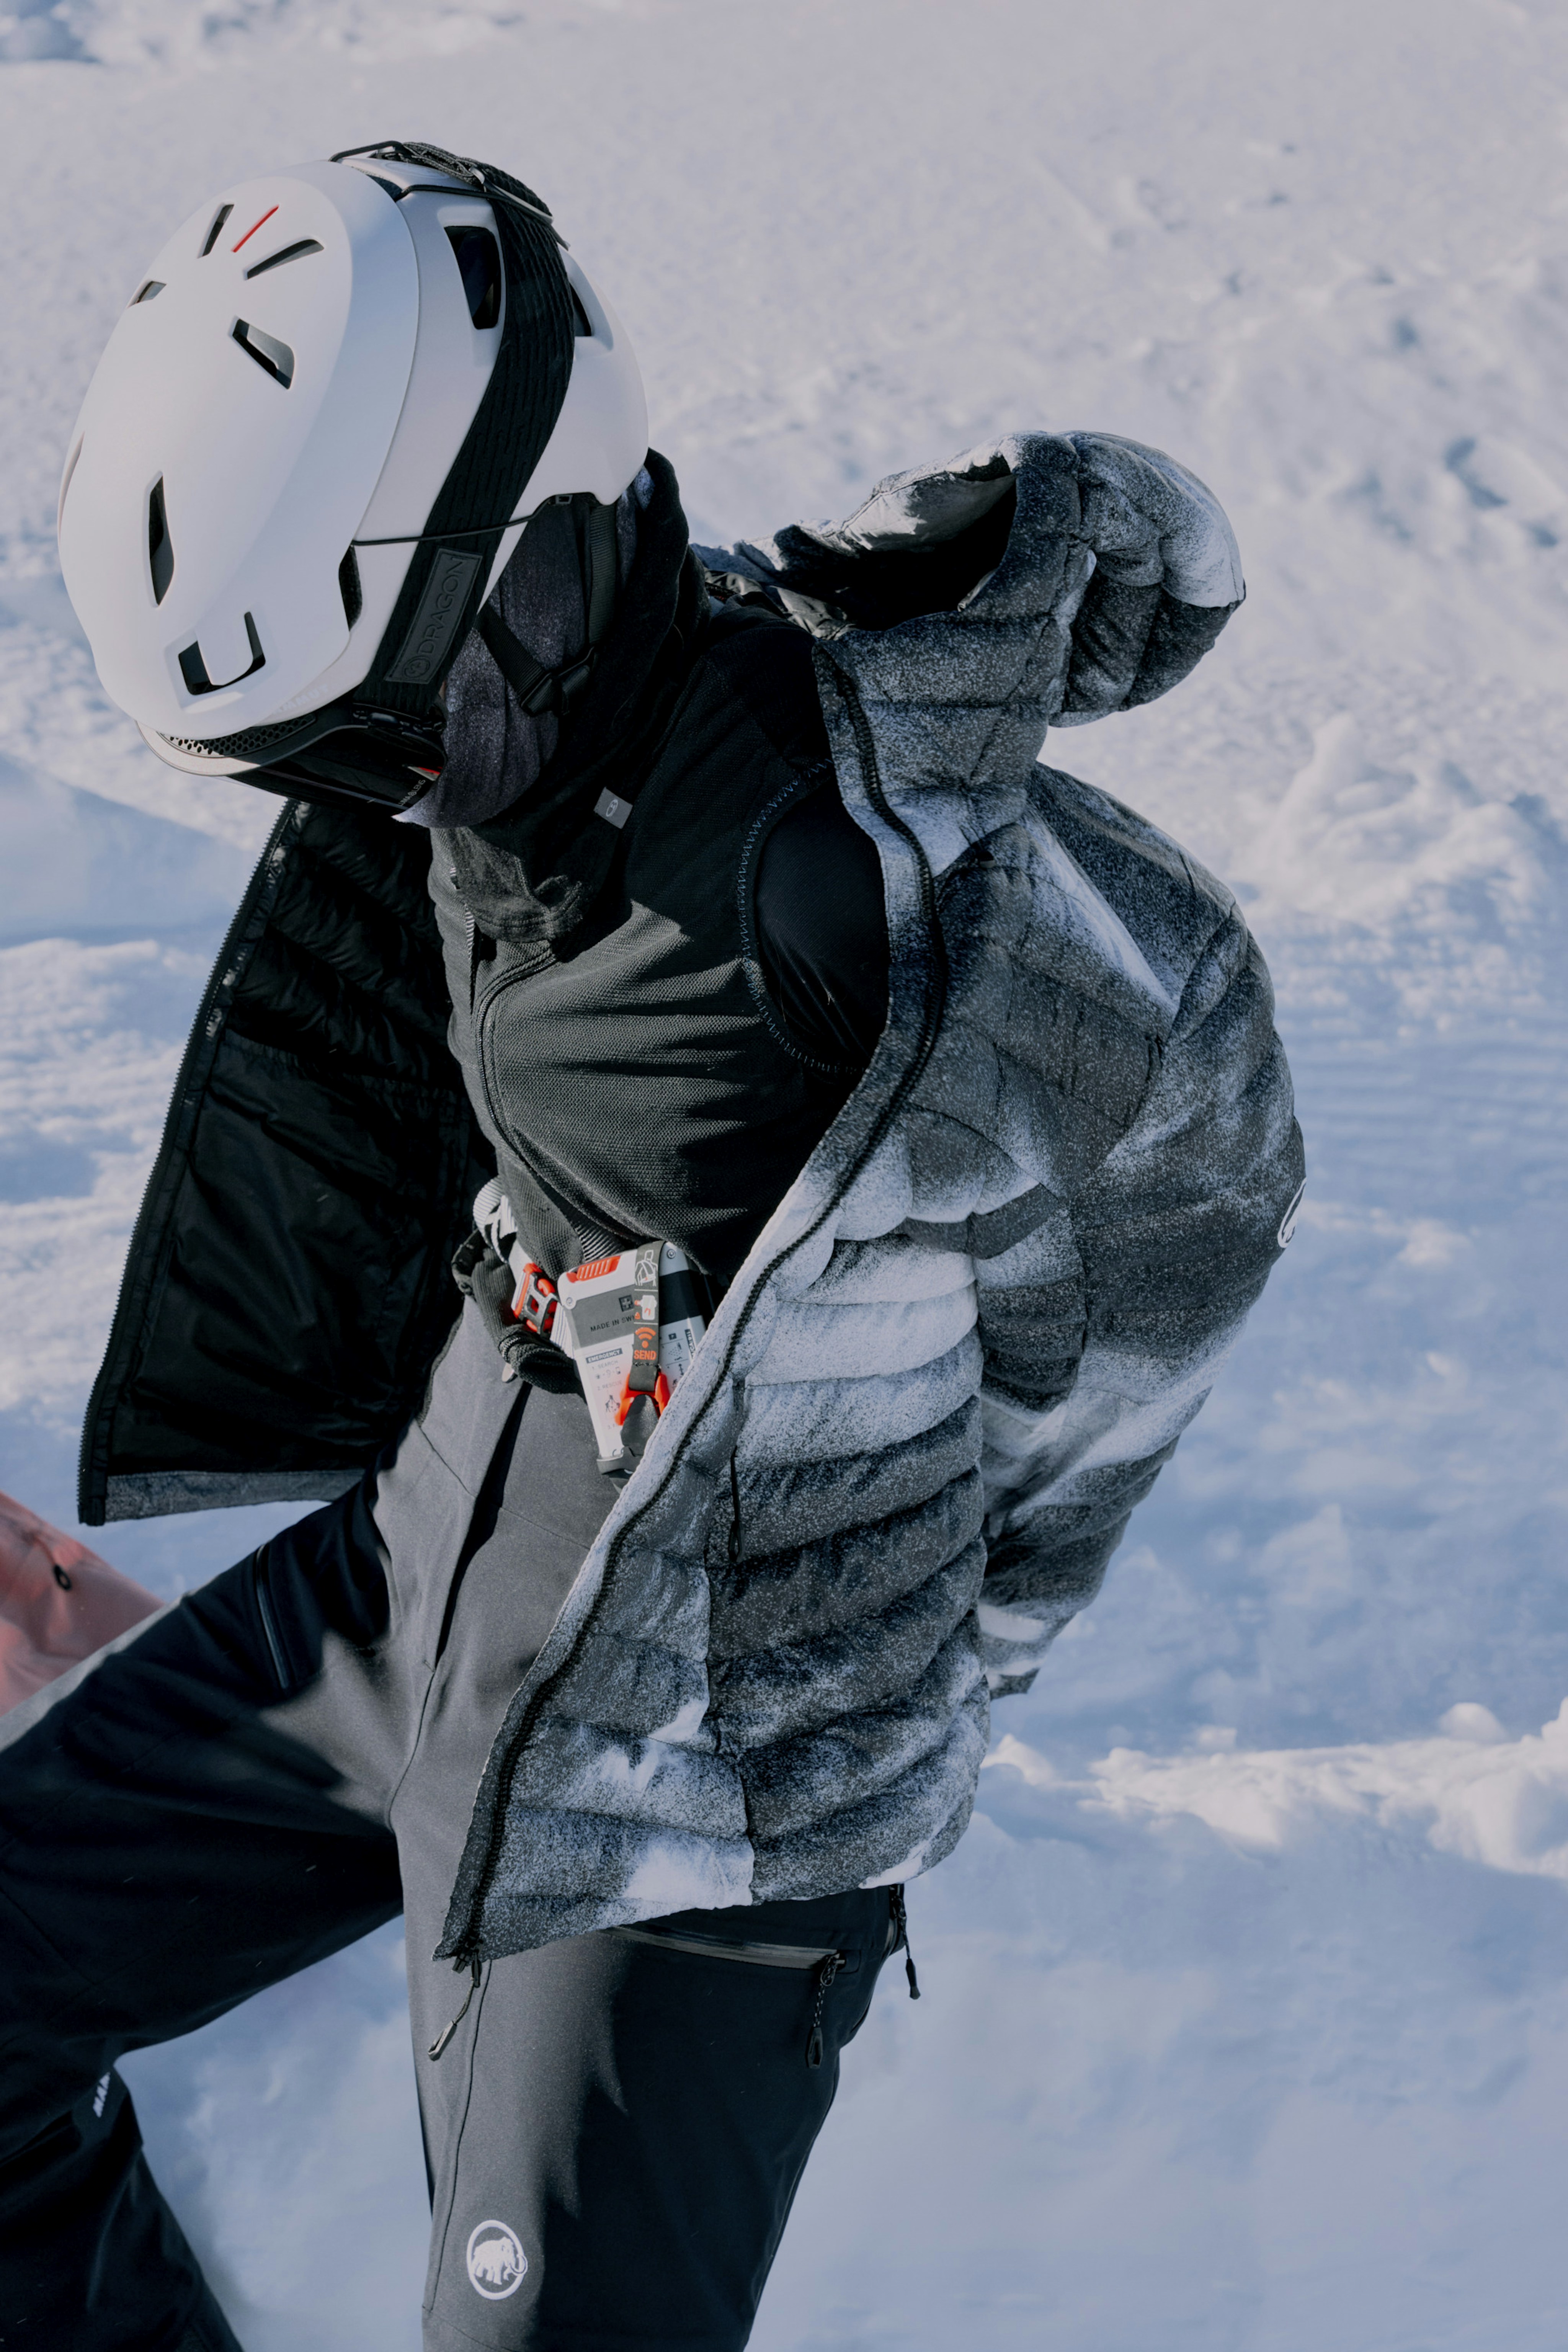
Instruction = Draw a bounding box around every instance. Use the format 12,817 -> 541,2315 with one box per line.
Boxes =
0,142 -> 1302,2351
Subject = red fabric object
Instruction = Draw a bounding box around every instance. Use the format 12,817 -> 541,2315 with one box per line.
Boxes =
0,1490 -> 161,1716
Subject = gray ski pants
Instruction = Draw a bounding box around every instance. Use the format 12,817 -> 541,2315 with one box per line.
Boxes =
0,1306 -> 900,2349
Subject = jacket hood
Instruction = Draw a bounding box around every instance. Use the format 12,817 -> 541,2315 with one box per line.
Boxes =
697,429 -> 1244,789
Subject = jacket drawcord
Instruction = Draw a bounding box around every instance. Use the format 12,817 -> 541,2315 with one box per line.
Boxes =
727,1449 -> 742,1564
428,1957 -> 483,2061
805,1952 -> 845,2069
891,1884 -> 921,2000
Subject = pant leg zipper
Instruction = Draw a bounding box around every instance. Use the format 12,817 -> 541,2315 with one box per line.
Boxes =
805,1952 -> 845,2068
611,1926 -> 849,2067
612,1927 -> 841,1970
428,1957 -> 483,2061
889,1883 -> 921,1999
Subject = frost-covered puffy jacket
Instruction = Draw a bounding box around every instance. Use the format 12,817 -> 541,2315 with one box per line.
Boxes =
80,433 -> 1303,1962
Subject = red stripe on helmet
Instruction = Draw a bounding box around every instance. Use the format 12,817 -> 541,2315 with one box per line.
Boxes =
233,206 -> 279,253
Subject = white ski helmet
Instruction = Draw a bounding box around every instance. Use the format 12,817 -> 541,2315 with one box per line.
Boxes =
57,140 -> 648,812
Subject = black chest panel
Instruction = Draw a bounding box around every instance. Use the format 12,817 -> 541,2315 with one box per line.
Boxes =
435,613 -> 868,1290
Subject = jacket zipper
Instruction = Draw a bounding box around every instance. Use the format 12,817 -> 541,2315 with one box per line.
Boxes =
445,662 -> 949,1968
469,935 -> 558,1030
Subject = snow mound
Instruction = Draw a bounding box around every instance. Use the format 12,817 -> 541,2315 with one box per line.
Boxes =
1245,712 -> 1561,940
990,1703 -> 1568,1885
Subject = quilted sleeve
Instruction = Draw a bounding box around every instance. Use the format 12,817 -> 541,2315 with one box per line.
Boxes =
975,906 -> 1304,1697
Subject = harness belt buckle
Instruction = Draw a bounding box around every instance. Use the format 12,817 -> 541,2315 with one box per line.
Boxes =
511,1260 -> 558,1339
470,1184 -> 711,1473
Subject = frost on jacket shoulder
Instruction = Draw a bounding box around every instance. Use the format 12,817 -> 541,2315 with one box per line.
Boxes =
435,433 -> 1304,1963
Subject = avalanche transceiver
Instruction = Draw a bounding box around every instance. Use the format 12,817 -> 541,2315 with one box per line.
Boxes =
473,1182 -> 708,1471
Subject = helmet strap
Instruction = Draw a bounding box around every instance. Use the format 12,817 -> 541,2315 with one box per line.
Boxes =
472,495 -> 622,725
346,143 -> 577,720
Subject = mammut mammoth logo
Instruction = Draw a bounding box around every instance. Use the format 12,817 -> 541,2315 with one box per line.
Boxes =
466,2219 -> 527,2300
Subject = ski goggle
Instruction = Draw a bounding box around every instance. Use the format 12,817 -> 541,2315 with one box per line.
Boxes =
142,697 -> 448,816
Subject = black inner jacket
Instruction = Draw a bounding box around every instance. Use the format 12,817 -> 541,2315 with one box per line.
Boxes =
431,456 -> 890,1294
437,456 -> 888,1079
77,458 -> 892,1521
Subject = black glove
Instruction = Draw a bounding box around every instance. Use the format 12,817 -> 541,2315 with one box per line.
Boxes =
451,1230 -> 583,1395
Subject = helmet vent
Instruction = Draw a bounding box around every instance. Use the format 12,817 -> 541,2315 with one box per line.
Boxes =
162,714 -> 312,760
232,320 -> 295,388
446,227 -> 501,330
179,613 -> 265,696
131,280 -> 165,306
339,547 -> 363,628
245,238 -> 324,281
200,204 -> 233,257
147,478 -> 174,604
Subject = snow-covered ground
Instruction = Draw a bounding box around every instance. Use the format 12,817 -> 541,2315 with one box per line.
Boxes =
3,2 -> 1568,2344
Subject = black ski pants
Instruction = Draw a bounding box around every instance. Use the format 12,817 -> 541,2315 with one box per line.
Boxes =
0,1335 -> 898,2351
